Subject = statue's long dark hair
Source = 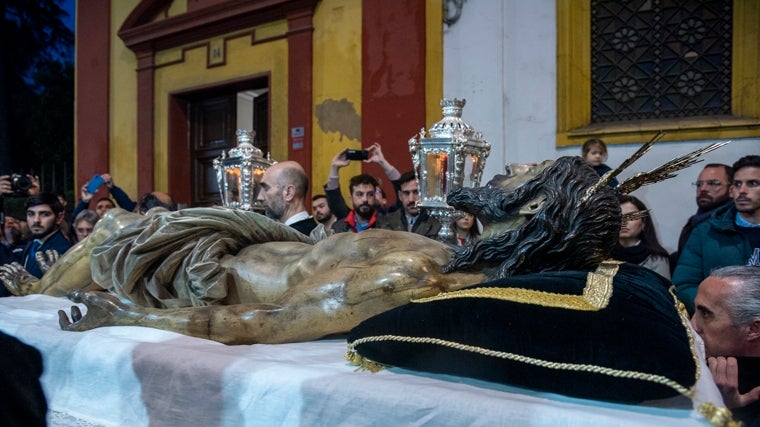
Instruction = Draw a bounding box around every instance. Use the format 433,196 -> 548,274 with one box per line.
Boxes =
444,156 -> 621,279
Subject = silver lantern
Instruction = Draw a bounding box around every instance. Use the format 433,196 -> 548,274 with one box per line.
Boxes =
213,129 -> 275,212
408,98 -> 490,242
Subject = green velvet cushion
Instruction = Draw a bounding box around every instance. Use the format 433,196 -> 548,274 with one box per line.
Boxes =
347,262 -> 698,403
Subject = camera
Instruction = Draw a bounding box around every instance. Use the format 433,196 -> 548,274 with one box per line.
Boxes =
345,149 -> 369,161
8,174 -> 32,197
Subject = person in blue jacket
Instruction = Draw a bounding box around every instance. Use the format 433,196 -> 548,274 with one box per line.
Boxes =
21,192 -> 72,279
674,155 -> 760,314
71,173 -> 137,219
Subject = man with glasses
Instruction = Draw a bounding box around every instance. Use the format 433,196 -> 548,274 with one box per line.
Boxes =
674,155 -> 760,314
670,163 -> 733,272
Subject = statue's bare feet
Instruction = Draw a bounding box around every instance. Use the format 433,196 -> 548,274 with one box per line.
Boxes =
58,291 -> 141,332
0,262 -> 42,295
35,249 -> 60,274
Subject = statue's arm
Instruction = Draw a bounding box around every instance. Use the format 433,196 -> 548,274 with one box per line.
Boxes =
58,291 -> 307,345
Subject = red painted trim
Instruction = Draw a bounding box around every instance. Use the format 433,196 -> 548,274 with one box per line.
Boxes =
362,1 -> 428,204
120,0 -> 172,29
75,0 -> 110,195
286,9 -> 314,194
119,0 -> 319,51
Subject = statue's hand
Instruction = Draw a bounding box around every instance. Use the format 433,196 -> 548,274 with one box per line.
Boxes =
35,249 -> 60,274
0,262 -> 41,295
58,291 -> 140,332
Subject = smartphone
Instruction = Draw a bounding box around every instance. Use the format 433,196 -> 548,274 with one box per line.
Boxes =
345,149 -> 369,161
86,174 -> 104,194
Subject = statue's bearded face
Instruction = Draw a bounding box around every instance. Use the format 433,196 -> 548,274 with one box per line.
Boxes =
487,161 -> 554,192
475,161 -> 554,239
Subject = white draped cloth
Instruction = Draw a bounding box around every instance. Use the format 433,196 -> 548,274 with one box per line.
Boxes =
0,294 -> 724,426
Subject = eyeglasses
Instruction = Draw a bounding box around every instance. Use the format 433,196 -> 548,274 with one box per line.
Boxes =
691,180 -> 725,188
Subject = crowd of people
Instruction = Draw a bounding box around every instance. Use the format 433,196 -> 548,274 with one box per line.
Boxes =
582,140 -> 759,425
0,172 -> 177,297
1,142 -> 758,425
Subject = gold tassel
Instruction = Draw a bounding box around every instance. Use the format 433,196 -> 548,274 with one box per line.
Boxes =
698,402 -> 743,427
345,349 -> 388,373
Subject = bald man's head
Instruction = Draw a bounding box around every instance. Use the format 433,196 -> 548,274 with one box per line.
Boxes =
271,161 -> 309,198
138,191 -> 177,214
257,161 -> 309,222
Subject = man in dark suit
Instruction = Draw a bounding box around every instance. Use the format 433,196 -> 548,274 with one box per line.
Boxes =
381,171 -> 440,239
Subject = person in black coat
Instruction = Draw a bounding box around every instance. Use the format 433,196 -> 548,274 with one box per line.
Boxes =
0,331 -> 48,426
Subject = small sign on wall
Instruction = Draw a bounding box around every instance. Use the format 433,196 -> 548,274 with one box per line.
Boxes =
208,38 -> 225,67
291,127 -> 304,151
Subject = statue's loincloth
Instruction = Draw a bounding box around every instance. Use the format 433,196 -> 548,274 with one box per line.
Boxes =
90,207 -> 311,309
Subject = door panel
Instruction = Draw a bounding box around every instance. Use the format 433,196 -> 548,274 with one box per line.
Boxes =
189,95 -> 236,207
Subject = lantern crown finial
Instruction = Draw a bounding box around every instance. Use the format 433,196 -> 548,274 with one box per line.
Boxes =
429,98 -> 474,139
229,129 -> 263,160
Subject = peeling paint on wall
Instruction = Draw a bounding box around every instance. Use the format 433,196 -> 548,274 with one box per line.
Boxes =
315,98 -> 361,141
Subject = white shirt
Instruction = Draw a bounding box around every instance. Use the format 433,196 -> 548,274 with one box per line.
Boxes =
285,211 -> 311,226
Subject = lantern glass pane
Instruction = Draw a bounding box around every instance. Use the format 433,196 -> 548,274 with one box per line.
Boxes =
226,167 -> 242,206
424,152 -> 449,198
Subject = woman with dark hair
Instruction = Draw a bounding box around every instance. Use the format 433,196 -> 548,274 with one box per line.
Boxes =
611,195 -> 671,279
453,213 -> 480,246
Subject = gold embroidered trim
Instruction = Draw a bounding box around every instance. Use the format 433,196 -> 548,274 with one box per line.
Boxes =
412,260 -> 621,311
346,333 -> 692,396
670,285 -> 699,399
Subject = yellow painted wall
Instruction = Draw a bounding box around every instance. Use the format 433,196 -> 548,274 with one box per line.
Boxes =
167,0 -> 187,18
425,0 -> 443,128
104,0 -> 442,201
109,0 -> 141,197
311,0 -> 363,198
152,25 -> 289,191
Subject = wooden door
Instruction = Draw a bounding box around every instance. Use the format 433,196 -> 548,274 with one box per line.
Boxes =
189,95 -> 236,207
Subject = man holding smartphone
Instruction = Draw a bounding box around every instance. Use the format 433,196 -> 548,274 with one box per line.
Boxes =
329,173 -> 388,233
324,144 -> 439,238
324,143 -> 403,233
71,173 -> 137,220
324,143 -> 401,219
